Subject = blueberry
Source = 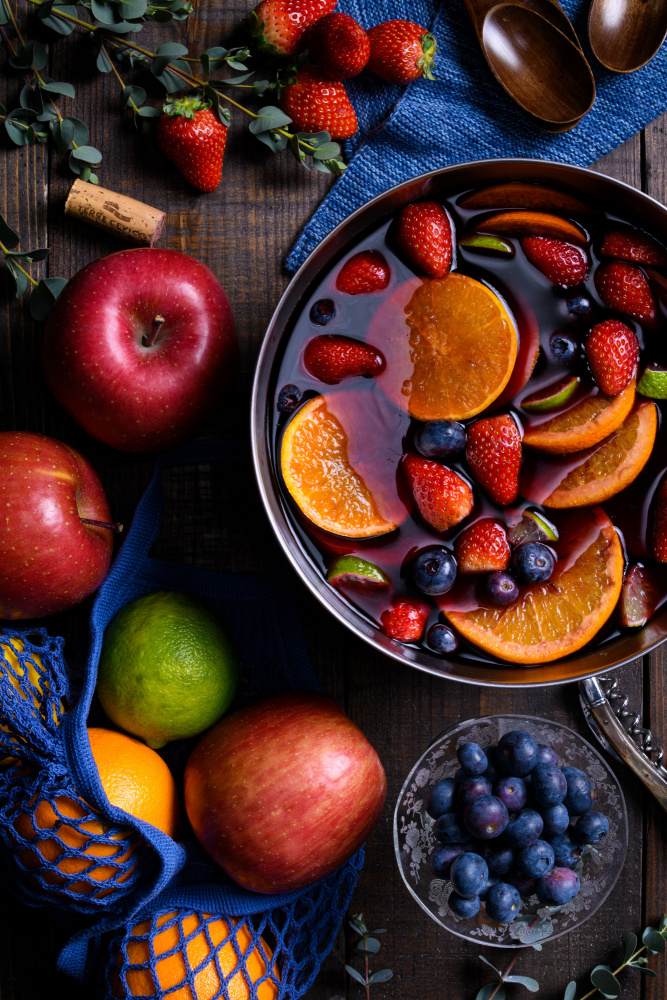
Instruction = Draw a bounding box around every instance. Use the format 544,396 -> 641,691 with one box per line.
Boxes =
541,804 -> 570,836
573,811 -> 609,845
480,843 -> 514,877
536,867 -> 580,905
503,808 -> 543,848
425,777 -> 457,819
458,776 -> 493,807
566,296 -> 592,319
549,831 -> 582,869
463,794 -> 509,840
536,744 -> 559,767
448,892 -> 480,919
494,776 -> 528,812
484,746 -> 501,783
429,843 -> 463,876
498,730 -> 539,777
507,872 -> 536,898
549,329 -> 579,364
277,384 -> 302,413
531,763 -> 568,808
427,623 -> 459,654
479,875 -> 499,900
485,882 -> 521,923
435,813 -> 471,845
412,547 -> 457,596
309,298 -> 336,325
454,767 -> 466,783
415,420 -> 467,460
562,766 -> 594,816
484,571 -> 519,606
517,839 -> 555,878
512,542 -> 555,584
450,852 -> 489,899
457,741 -> 488,776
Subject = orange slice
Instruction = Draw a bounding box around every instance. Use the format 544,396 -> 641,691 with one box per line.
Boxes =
522,382 -> 635,454
442,507 -> 623,663
459,184 -> 593,216
281,395 -> 400,538
374,273 -> 518,421
473,211 -> 588,245
542,400 -> 657,508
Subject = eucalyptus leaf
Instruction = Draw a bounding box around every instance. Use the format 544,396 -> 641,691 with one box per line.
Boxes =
49,117 -> 75,151
36,101 -> 60,123
71,144 -> 102,165
477,955 -> 502,979
0,0 -> 9,25
40,3 -> 77,33
369,970 -> 393,984
155,40 -> 189,56
136,106 -> 160,117
64,117 -> 90,145
248,105 -> 292,133
368,929 -> 387,935
289,133 -> 306,165
297,130 -> 331,144
312,142 -> 341,160
6,247 -> 50,262
344,965 -> 366,986
90,0 -> 117,23
349,918 -> 366,935
40,80 -> 76,98
227,58 -> 248,70
630,964 -> 657,976
313,157 -> 337,173
10,40 -> 48,72
624,931 -> 638,962
5,117 -> 33,146
254,130 -> 288,152
0,214 -> 20,250
119,0 -> 148,18
504,975 -> 539,992
253,79 -> 269,94
96,47 -> 114,72
590,965 -> 621,998
356,937 -> 380,954
563,981 -> 576,1000
154,60 -> 189,93
29,276 -> 68,321
5,259 -> 28,297
215,71 -> 254,86
643,928 -> 665,953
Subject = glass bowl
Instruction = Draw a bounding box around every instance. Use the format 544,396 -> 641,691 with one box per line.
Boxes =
393,714 -> 628,948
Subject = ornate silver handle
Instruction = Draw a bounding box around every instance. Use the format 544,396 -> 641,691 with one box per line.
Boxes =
579,676 -> 667,815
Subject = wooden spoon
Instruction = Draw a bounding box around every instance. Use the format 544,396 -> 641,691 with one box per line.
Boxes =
589,0 -> 667,72
462,0 -> 596,126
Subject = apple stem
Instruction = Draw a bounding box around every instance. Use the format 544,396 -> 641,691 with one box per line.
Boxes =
80,518 -> 124,533
143,314 -> 165,347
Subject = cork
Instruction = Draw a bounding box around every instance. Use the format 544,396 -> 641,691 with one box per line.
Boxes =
65,180 -> 166,247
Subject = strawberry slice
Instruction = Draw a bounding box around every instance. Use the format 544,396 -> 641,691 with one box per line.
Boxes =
619,564 -> 663,627
654,479 -> 667,563
380,598 -> 428,641
594,261 -> 656,324
395,202 -> 453,278
601,227 -> 667,267
454,518 -> 510,573
465,414 -> 522,506
521,236 -> 588,288
336,250 -> 390,294
585,319 -> 639,395
303,335 -> 384,384
402,454 -> 473,532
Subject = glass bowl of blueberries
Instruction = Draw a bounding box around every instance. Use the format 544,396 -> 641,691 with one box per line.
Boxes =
394,714 -> 627,947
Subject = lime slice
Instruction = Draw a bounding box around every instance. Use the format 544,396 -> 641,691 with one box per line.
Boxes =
637,365 -> 667,399
327,555 -> 390,590
508,509 -> 559,546
459,234 -> 513,255
521,375 -> 579,413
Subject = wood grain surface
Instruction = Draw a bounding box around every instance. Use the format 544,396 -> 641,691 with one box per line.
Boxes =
1,2 -> 666,998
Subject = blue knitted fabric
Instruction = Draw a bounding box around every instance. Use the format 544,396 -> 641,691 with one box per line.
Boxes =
286,0 -> 667,270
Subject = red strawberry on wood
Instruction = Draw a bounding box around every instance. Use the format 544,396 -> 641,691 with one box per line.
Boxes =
395,201 -> 453,278
585,319 -> 639,395
156,97 -> 227,193
521,236 -> 588,288
465,415 -> 522,506
367,19 -> 437,84
303,335 -> 384,383
336,250 -> 390,294
594,260 -> 656,324
454,519 -> 510,573
279,66 -> 358,140
654,479 -> 667,563
402,454 -> 473,532
248,0 -> 336,56
305,12 -> 370,79
601,227 -> 667,267
381,598 -> 428,641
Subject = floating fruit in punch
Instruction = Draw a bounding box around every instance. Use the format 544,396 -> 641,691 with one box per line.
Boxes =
521,236 -> 589,287
247,0 -> 336,56
465,414 -> 522,506
585,319 -> 639,395
157,97 -> 227,193
305,11 -> 370,78
459,183 -> 592,216
279,66 -> 357,139
507,509 -> 559,546
600,226 -> 667,266
303,334 -> 384,383
336,250 -> 390,294
654,478 -> 667,562
522,382 -> 636,454
619,565 -> 663,627
638,365 -> 667,399
454,519 -> 510,574
521,376 -> 580,413
402,454 -> 474,532
473,211 -> 588,244
366,19 -> 437,84
395,202 -> 453,277
375,274 -> 518,420
594,260 -> 656,324
441,507 -> 624,663
327,555 -> 390,591
381,598 -> 429,641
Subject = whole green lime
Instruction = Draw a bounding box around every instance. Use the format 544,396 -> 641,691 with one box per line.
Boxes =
97,591 -> 239,749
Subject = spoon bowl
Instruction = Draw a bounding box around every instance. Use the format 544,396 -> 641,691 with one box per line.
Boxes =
589,0 -> 667,72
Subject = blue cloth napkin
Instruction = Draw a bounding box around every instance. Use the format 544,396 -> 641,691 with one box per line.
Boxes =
286,0 -> 667,271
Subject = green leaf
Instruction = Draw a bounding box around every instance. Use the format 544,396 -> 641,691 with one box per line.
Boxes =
29,276 -> 67,321
349,917 -> 366,935
90,0 -> 117,23
214,71 -> 254,86
476,986 -> 500,1000
36,101 -> 60,123
590,966 -> 621,998
121,84 -> 146,108
369,970 -> 393,984
227,58 -> 249,70
628,963 -> 656,976
39,3 -> 77,33
156,41 -> 189,56
344,966 -> 366,986
643,928 -> 665,953
504,975 -> 539,992
253,79 -> 270,94
289,133 -> 306,165
119,0 -> 148,17
355,937 -> 380,955
135,106 -> 161,117
6,247 -> 49,262
5,259 -> 28,297
563,982 -> 576,1000
477,955 -> 502,979
368,929 -> 387,935
312,142 -> 341,160
5,117 -> 34,146
254,130 -> 288,152
0,0 -> 9,25
40,80 -> 76,98
63,116 -> 89,145
10,40 -> 48,72
154,60 -> 189,93
624,931 -> 638,962
71,145 -> 103,165
248,105 -> 292,133
0,214 -> 20,249
50,116 -> 75,151
96,47 -> 113,72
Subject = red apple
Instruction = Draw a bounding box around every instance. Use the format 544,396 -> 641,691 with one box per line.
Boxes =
184,692 -> 387,894
42,248 -> 238,453
0,432 -> 114,618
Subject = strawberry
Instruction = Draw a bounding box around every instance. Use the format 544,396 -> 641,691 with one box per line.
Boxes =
653,479 -> 667,563
521,236 -> 588,288
454,519 -> 510,573
248,0 -> 336,56
279,66 -> 357,140
380,598 -> 428,642
619,564 -> 663,626
366,20 -> 437,84
402,454 -> 474,532
303,335 -> 384,383
585,319 -> 639,395
395,202 -> 452,278
156,96 -> 227,193
305,12 -> 370,79
594,261 -> 656,324
601,227 -> 667,267
336,250 -> 390,294
465,415 -> 522,506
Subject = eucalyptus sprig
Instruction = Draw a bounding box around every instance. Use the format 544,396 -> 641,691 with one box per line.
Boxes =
0,213 -> 67,319
475,954 -> 539,1000
345,914 -> 393,997
563,914 -> 667,1000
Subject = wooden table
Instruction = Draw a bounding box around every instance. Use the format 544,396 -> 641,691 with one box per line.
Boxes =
1,3 -> 667,996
